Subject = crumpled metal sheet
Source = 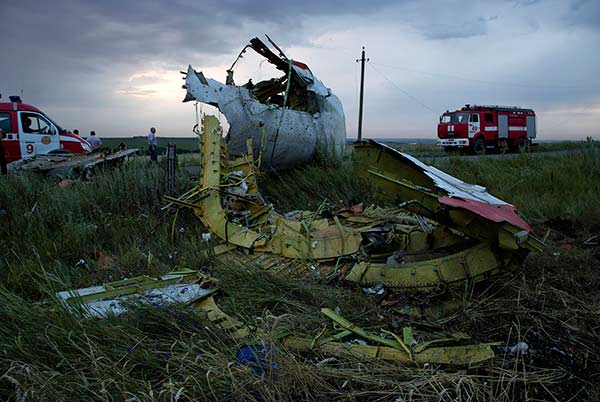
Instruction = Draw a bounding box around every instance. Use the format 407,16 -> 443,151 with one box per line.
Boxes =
352,139 -> 543,251
439,196 -> 531,231
182,37 -> 346,170
167,114 -> 362,260
283,308 -> 499,365
56,269 -> 215,318
8,148 -> 140,176
168,115 -> 542,292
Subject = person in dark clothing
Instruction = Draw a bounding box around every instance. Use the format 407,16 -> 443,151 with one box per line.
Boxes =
147,127 -> 158,162
0,129 -> 7,175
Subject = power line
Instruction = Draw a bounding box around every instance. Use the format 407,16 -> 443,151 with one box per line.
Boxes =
369,63 -> 438,115
372,61 -> 600,90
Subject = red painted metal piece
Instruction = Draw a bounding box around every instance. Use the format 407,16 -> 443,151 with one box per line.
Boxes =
439,196 -> 532,232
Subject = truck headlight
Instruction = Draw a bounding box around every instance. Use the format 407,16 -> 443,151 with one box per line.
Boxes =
82,142 -> 91,152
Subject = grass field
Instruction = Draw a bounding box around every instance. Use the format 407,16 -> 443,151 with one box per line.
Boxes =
102,137 -> 201,155
0,146 -> 599,400
101,136 -> 594,157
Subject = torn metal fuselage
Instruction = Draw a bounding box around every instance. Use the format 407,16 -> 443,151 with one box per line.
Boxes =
167,116 -> 542,292
351,139 -> 544,253
182,37 -> 346,170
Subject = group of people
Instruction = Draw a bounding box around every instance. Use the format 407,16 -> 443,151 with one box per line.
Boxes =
77,127 -> 158,161
0,126 -> 160,176
73,127 -> 158,162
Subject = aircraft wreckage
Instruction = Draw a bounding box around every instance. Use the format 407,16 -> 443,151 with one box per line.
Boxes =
53,37 -> 543,365
164,115 -> 541,292
57,115 -> 543,366
182,36 -> 346,170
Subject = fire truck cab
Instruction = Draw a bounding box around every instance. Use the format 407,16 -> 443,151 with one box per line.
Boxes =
437,104 -> 536,154
0,96 -> 91,163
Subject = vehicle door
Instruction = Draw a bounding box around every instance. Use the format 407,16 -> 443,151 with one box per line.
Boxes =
0,111 -> 21,162
18,111 -> 60,157
483,112 -> 497,141
468,113 -> 480,138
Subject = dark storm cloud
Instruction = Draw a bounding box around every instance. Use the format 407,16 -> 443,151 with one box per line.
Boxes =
0,0 -> 401,107
1,0 -> 403,67
419,16 -> 499,40
565,0 -> 600,29
1,0 -> 598,138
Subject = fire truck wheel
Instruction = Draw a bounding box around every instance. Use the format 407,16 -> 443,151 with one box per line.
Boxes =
473,138 -> 485,155
516,137 -> 528,153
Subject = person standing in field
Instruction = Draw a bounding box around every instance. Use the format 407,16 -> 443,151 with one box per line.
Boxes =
148,127 -> 158,162
86,130 -> 102,151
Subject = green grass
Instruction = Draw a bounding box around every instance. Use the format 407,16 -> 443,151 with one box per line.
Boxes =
385,139 -> 594,156
0,149 -> 599,400
104,137 -> 594,158
534,140 -> 596,152
430,148 -> 600,231
101,137 -> 201,155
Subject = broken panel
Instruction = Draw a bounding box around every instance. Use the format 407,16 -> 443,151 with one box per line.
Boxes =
182,37 -> 346,170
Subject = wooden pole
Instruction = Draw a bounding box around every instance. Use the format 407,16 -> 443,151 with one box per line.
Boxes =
356,46 -> 368,141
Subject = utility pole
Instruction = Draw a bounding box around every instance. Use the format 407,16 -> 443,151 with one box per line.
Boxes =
356,46 -> 369,141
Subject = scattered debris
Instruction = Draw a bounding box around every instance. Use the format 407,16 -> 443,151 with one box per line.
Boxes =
362,283 -> 385,295
236,345 -> 277,375
54,111 -> 547,372
167,115 -> 542,293
508,342 -> 530,354
57,275 -> 500,366
283,308 -> 500,365
57,179 -> 75,189
583,234 -> 599,247
56,269 -> 216,318
8,148 -> 140,176
182,36 -> 345,170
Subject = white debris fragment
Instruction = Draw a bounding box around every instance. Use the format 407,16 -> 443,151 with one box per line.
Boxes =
183,37 -> 346,170
362,283 -> 385,295
508,342 -> 529,354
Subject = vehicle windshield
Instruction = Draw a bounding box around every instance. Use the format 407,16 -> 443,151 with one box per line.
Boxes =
441,112 -> 469,123
44,114 -> 67,134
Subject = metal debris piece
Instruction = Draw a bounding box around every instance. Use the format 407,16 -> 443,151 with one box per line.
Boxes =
282,308 -> 499,365
362,283 -> 385,295
345,243 -> 505,289
182,36 -> 345,170
192,295 -> 250,339
352,139 -> 544,252
166,115 -> 361,260
168,116 -> 542,292
8,148 -> 140,176
56,268 -> 216,318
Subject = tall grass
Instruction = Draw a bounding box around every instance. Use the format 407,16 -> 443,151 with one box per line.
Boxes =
431,148 -> 600,231
0,150 -> 598,400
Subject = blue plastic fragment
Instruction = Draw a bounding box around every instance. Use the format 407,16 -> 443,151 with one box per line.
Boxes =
236,345 -> 277,375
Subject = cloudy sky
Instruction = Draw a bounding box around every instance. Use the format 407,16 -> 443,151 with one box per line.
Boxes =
1,0 -> 598,139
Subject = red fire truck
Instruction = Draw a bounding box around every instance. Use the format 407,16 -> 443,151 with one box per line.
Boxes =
0,96 -> 91,163
437,104 -> 536,154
